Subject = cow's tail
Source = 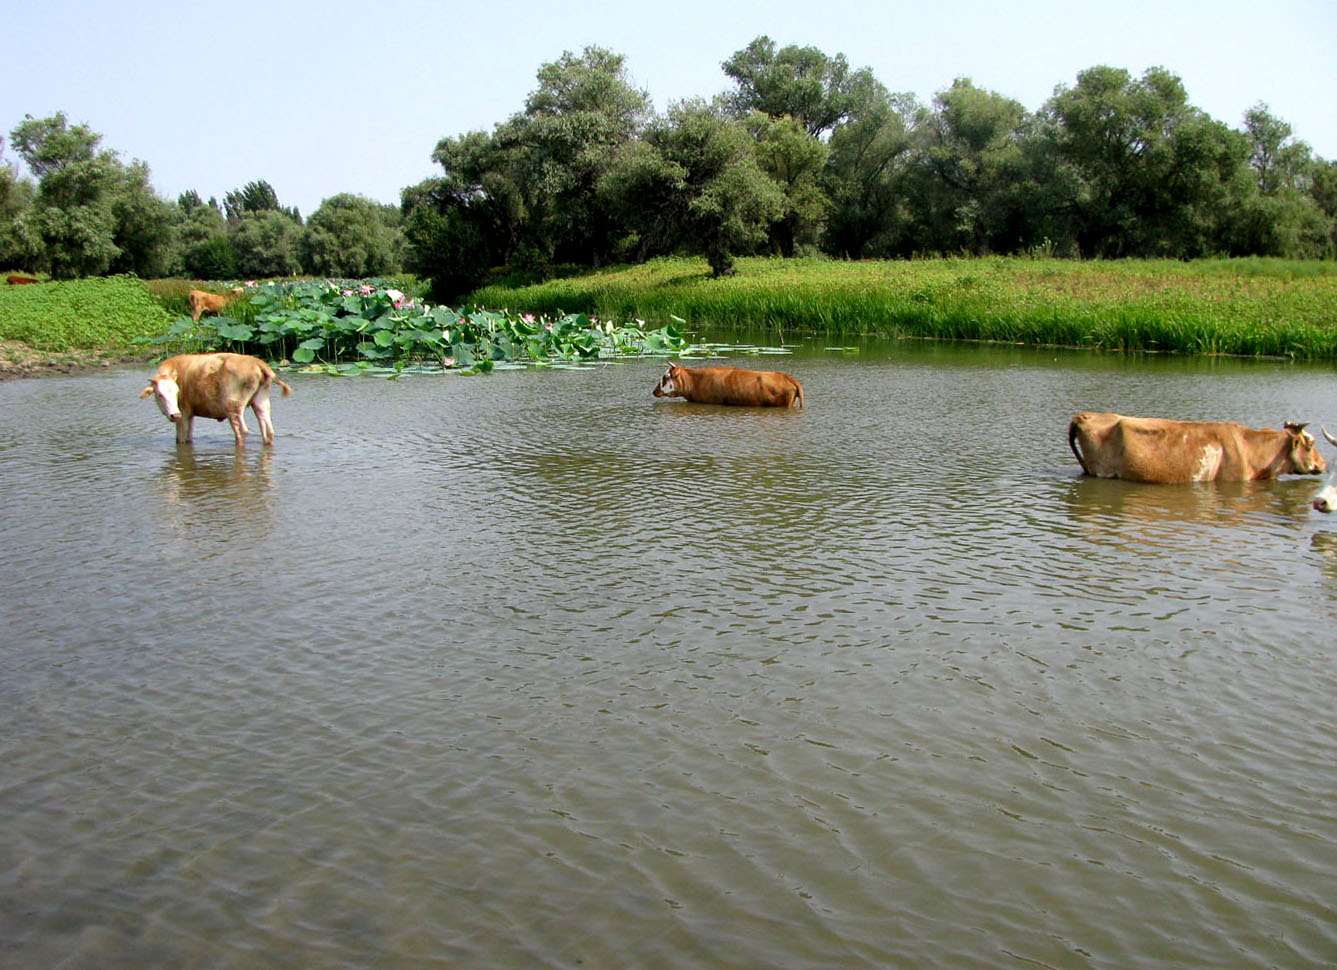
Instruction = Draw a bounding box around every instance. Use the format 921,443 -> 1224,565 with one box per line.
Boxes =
273,377 -> 293,398
792,380 -> 805,409
1068,417 -> 1090,475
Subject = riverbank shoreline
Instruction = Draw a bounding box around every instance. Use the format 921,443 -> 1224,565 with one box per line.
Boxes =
0,339 -> 151,380
470,255 -> 1337,359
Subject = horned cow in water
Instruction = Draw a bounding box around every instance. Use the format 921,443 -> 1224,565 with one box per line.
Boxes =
1068,411 -> 1325,483
652,363 -> 804,409
141,353 -> 291,446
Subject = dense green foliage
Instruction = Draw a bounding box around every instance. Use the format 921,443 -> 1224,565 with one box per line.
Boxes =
2,35 -> 1335,307
401,39 -> 1337,299
0,124 -> 404,282
139,279 -> 695,374
471,255 -> 1337,359
0,275 -> 173,351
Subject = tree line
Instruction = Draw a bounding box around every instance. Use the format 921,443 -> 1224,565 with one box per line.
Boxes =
3,37 -> 1335,299
0,115 -> 404,283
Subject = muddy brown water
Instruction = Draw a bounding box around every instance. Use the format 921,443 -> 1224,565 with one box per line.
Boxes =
2,339 -> 1335,968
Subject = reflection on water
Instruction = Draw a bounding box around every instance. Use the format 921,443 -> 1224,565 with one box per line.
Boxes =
2,344 -> 1337,970
156,444 -> 274,505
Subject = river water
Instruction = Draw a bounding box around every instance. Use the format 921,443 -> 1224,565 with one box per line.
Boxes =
2,339 -> 1336,969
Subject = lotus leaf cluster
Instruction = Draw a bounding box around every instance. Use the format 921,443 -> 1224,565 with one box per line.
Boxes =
139,279 -> 695,375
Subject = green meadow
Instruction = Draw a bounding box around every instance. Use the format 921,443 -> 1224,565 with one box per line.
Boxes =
471,256 -> 1337,359
3,258 -> 1337,375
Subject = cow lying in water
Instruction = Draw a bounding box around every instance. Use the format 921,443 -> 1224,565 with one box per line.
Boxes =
652,363 -> 804,408
141,353 -> 292,446
187,288 -> 242,322
1068,412 -> 1326,483
1312,428 -> 1337,512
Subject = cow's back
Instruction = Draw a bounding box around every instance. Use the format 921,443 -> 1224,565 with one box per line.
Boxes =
175,353 -> 265,420
694,366 -> 802,407
1072,412 -> 1241,482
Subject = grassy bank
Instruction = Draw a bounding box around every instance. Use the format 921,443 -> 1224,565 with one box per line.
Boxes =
0,275 -> 172,376
469,256 -> 1337,359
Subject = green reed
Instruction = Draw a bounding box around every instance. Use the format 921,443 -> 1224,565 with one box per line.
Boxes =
469,256 -> 1337,359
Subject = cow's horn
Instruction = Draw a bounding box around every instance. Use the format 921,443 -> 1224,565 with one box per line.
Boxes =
1324,425 -> 1337,448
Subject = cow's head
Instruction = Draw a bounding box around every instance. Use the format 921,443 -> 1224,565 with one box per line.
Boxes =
653,364 -> 684,398
1284,422 -> 1326,475
141,372 -> 182,422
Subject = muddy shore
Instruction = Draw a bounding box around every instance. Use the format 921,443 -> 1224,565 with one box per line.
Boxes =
0,340 -> 152,380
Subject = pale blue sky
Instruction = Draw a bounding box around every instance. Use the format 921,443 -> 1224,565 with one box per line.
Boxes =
4,0 -> 1334,217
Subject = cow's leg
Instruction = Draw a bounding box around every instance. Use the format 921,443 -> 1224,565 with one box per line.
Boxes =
227,406 -> 248,446
251,392 -> 276,445
175,411 -> 193,444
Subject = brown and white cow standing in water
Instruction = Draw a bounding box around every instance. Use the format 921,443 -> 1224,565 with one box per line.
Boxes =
1068,411 -> 1326,483
652,363 -> 804,408
141,353 -> 291,446
1312,427 -> 1337,512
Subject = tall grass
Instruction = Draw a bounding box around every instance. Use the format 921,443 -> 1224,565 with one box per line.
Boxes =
469,256 -> 1337,358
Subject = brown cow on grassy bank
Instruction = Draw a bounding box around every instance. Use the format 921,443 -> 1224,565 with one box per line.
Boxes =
652,363 -> 804,408
6,275 -> 40,285
187,288 -> 243,322
141,353 -> 291,446
1068,412 -> 1325,483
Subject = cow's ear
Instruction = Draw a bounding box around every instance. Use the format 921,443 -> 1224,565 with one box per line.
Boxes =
1286,421 -> 1308,433
139,384 -> 154,399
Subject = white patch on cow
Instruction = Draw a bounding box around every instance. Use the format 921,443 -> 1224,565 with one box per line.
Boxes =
1314,478 -> 1337,513
152,377 -> 181,421
654,371 -> 678,396
1192,443 -> 1223,482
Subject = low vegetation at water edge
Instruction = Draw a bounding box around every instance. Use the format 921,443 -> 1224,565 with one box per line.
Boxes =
0,275 -> 174,353
470,256 -> 1337,359
137,278 -> 695,374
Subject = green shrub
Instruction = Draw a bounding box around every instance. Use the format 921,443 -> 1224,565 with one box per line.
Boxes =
0,275 -> 174,352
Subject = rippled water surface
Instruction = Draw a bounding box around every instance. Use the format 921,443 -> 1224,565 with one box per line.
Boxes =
3,340 -> 1336,969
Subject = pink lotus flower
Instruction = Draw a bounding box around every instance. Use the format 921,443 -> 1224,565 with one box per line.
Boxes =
360,284 -> 373,295
523,313 -> 535,324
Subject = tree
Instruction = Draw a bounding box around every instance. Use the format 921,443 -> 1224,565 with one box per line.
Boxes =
8,113 -> 121,277
822,88 -> 917,258
301,193 -> 401,277
1243,104 -> 1313,196
107,159 -> 177,277
723,36 -> 880,137
406,46 -> 650,291
745,111 -> 829,255
230,209 -> 301,278
905,78 -> 1032,254
1041,66 -> 1243,257
494,45 -> 651,267
0,136 -> 39,269
224,180 -> 301,224
6,112 -> 184,278
603,99 -> 785,277
1310,159 -> 1337,257
178,198 -> 234,279
402,180 -> 490,301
